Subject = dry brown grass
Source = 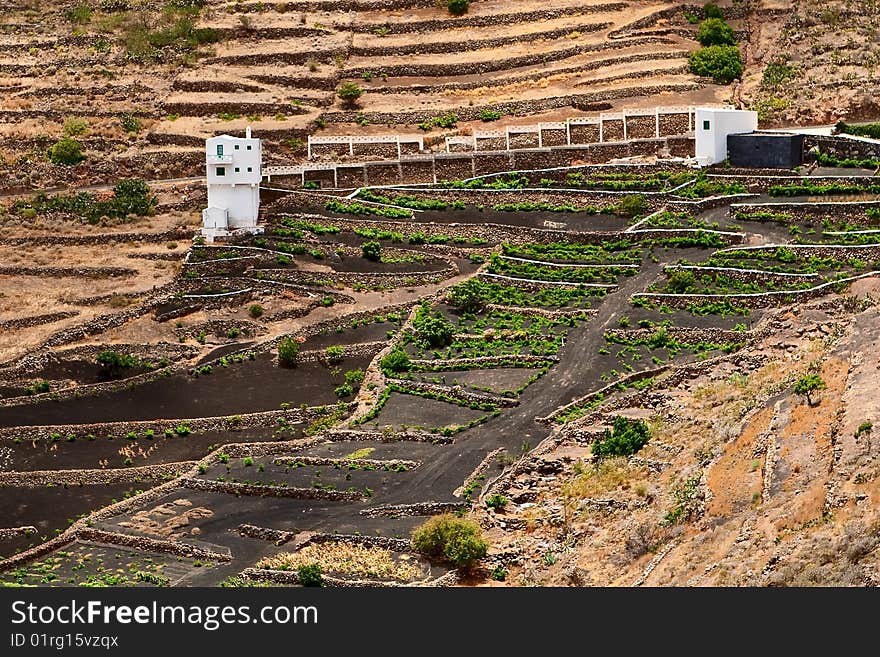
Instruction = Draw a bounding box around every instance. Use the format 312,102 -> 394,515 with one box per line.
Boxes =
561,456 -> 647,501
256,542 -> 425,581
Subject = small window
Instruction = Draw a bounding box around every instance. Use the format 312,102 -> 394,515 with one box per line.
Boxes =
216,144 -> 223,156
246,145 -> 252,151
247,167 -> 252,172
234,167 -> 240,172
703,120 -> 711,130
234,145 -> 240,150
216,167 -> 225,176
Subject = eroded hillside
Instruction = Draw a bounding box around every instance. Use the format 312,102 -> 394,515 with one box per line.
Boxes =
480,281 -> 880,586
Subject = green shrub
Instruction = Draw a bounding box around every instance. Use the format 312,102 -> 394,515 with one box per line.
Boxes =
336,82 -> 364,105
248,304 -> 264,318
479,109 -> 502,122
119,112 -> 141,134
66,5 -> 92,23
297,564 -> 323,587
379,347 -> 411,374
361,240 -> 382,261
277,336 -> 299,366
447,0 -> 469,15
326,345 -> 345,362
485,494 -> 507,511
703,2 -> 724,18
413,305 -> 455,347
48,137 -> 84,166
344,369 -> 365,386
835,120 -> 880,140
96,350 -> 138,375
63,117 -> 88,137
447,278 -> 487,313
689,45 -> 743,84
411,514 -> 487,569
334,383 -> 354,398
615,194 -> 648,218
592,416 -> 651,458
697,18 -> 736,46
761,60 -> 794,88
855,421 -> 873,438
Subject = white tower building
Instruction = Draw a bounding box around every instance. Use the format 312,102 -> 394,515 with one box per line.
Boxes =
201,127 -> 262,242
694,107 -> 759,166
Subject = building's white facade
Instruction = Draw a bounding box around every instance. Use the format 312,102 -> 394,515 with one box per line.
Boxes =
201,127 -> 262,241
694,108 -> 759,166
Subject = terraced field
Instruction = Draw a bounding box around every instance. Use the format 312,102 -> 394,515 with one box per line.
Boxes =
3,160 -> 880,587
0,0 -> 765,193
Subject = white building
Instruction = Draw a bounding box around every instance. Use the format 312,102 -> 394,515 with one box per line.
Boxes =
201,127 -> 263,242
694,107 -> 759,166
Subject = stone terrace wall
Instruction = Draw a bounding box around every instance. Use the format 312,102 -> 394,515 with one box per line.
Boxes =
731,200 -> 880,222
804,135 -> 880,161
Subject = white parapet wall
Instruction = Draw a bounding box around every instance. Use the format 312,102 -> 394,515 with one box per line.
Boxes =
694,107 -> 758,166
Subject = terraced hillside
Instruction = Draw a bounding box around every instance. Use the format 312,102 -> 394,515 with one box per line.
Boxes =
2,159 -> 880,587
0,0 -> 767,194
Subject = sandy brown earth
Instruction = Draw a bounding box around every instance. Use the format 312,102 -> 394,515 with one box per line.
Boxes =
476,280 -> 880,586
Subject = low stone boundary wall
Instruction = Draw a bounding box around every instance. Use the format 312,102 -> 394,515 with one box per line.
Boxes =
633,270 -> 880,309
0,266 -> 137,278
77,528 -> 232,563
255,263 -> 458,289
0,229 -> 193,248
0,526 -> 36,540
731,200 -> 880,223
359,501 -> 468,518
538,365 -> 669,424
602,327 -> 748,346
664,264 -> 821,286
273,456 -> 420,470
409,354 -> 558,370
0,404 -> 338,441
323,428 -> 454,444
0,462 -> 197,487
240,566 -> 454,588
297,341 -> 386,364
180,477 -> 365,501
0,311 -> 79,331
236,523 -> 293,544
387,378 -> 518,408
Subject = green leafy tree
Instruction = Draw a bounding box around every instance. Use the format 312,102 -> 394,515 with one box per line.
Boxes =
277,336 -> 300,367
689,45 -> 744,84
697,18 -> 736,46
336,82 -> 364,105
411,514 -> 487,570
447,0 -> 469,16
361,240 -> 382,261
794,373 -> 827,406
48,137 -> 84,166
447,278 -> 486,314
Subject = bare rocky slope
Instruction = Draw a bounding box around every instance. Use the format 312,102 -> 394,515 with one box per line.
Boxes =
478,280 -> 880,587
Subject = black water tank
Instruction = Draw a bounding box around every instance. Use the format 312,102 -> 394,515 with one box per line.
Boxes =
727,132 -> 804,168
